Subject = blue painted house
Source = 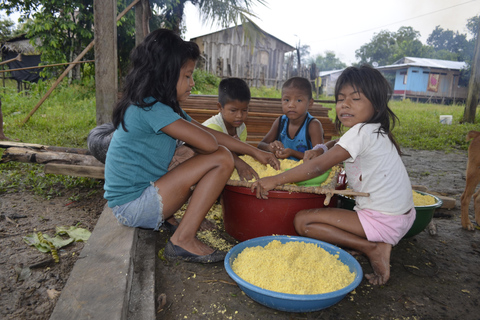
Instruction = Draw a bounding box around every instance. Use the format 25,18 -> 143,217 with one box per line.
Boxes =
376,57 -> 467,103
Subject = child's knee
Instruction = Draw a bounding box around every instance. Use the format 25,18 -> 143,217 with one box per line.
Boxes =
217,146 -> 234,169
293,211 -> 308,235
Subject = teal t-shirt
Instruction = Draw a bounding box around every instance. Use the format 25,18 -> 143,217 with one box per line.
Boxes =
104,100 -> 191,207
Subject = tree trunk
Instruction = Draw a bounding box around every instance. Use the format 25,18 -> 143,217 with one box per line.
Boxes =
463,20 -> 480,123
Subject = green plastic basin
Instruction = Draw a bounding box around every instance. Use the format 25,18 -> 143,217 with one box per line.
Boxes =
338,191 -> 442,239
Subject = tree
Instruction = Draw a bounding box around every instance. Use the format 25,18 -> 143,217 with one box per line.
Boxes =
0,15 -> 20,43
355,30 -> 397,66
311,50 -> 346,72
355,27 -> 433,67
150,0 -> 267,36
1,0 -> 268,80
427,25 -> 471,62
0,0 -> 96,80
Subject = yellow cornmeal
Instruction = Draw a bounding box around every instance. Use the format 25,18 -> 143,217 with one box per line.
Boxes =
412,191 -> 436,206
232,240 -> 355,295
345,190 -> 436,207
230,155 -> 301,181
230,155 -> 340,187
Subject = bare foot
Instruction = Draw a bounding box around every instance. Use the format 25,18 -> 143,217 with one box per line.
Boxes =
364,242 -> 392,285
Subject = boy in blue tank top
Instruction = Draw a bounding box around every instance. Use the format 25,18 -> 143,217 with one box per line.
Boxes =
257,77 -> 324,161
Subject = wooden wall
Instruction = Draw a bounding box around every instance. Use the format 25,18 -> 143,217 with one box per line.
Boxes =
191,25 -> 295,89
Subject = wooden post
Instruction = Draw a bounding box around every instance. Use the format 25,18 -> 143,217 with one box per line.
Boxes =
21,0 -> 140,125
94,0 -> 118,126
135,0 -> 151,46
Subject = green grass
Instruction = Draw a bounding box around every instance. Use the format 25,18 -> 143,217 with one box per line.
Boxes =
1,78 -> 479,198
323,99 -> 479,151
0,79 -> 101,198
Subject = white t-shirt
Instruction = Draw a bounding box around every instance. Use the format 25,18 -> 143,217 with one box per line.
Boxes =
337,123 -> 414,215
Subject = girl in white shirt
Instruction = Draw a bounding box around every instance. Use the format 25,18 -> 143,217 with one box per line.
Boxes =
251,65 -> 415,285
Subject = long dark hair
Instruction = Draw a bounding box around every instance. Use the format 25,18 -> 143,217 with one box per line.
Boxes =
112,29 -> 200,131
334,65 -> 401,154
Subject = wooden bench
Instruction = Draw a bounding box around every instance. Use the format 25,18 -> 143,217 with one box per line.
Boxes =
181,95 -> 338,145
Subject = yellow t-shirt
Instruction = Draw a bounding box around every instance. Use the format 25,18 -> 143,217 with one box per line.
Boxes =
202,112 -> 247,142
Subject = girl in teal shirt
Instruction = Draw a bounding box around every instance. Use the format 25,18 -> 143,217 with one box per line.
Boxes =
104,29 -> 279,264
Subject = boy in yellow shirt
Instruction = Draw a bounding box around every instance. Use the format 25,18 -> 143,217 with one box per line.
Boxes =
203,78 -> 258,180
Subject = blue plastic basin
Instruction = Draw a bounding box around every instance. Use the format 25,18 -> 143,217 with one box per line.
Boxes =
224,235 -> 363,312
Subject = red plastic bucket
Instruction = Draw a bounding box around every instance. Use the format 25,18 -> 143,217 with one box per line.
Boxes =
222,185 -> 338,241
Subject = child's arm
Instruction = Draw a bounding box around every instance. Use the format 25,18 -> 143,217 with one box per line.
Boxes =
189,119 -> 281,170
251,144 -> 350,199
304,139 -> 339,161
257,118 -> 282,153
308,118 -> 324,146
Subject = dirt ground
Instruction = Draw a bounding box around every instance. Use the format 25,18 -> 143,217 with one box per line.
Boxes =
1,147 -> 480,320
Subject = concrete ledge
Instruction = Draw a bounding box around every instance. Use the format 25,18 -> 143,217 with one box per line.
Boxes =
50,205 -> 155,320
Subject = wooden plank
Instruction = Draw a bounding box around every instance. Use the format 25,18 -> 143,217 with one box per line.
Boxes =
45,163 -> 105,179
183,106 -> 339,142
0,141 -> 91,154
50,205 -> 138,320
1,147 -> 103,166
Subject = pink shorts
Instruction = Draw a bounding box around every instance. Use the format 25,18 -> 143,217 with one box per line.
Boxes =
357,207 -> 416,245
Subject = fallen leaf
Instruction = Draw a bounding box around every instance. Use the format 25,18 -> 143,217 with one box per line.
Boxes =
404,265 -> 419,270
47,288 -> 61,300
56,226 -> 91,242
15,266 -> 31,282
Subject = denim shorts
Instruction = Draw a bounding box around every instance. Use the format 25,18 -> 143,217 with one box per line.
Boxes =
111,183 -> 164,230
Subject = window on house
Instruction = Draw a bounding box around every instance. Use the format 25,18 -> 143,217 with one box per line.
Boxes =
400,71 -> 407,84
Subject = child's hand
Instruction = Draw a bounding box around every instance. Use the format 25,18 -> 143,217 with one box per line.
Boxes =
303,149 -> 323,162
269,140 -> 284,153
251,177 -> 277,199
235,158 -> 259,181
254,150 -> 280,170
274,148 -> 293,159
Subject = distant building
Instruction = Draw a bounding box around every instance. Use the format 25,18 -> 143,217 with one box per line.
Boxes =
318,58 -> 468,104
319,69 -> 345,96
376,57 -> 468,104
190,24 -> 295,89
1,34 -> 43,92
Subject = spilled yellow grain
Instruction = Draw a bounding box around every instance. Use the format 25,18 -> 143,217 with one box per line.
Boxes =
232,240 -> 355,295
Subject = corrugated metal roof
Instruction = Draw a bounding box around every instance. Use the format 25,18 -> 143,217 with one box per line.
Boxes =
377,57 -> 467,71
319,69 -> 344,77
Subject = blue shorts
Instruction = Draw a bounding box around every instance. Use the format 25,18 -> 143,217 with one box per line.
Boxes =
111,183 -> 164,230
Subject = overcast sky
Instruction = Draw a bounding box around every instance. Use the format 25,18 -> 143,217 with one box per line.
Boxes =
183,0 -> 480,65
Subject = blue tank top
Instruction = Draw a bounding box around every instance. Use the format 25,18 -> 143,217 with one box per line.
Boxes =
276,113 -> 314,161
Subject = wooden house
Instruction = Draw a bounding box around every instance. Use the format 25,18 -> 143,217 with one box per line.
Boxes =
1,34 -> 43,91
319,69 -> 345,96
376,57 -> 468,104
189,24 -> 295,89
